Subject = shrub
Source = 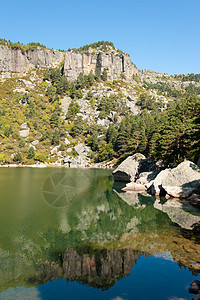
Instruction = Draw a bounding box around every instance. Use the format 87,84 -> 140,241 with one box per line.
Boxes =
13,151 -> 22,163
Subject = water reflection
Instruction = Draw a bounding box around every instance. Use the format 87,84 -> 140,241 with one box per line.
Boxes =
0,168 -> 200,295
29,247 -> 146,290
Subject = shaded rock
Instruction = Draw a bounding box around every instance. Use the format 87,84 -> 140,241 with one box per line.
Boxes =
136,170 -> 159,185
197,158 -> 200,168
163,186 -> 196,199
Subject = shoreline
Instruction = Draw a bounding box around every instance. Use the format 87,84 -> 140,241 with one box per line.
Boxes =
0,163 -> 114,169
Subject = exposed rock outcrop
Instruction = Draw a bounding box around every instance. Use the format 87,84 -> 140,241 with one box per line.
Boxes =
64,50 -> 138,82
0,45 -> 64,74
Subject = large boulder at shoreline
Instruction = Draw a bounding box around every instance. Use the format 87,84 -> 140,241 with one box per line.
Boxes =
113,153 -> 156,182
148,160 -> 200,197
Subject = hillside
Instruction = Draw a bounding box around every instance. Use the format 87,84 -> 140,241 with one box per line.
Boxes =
0,39 -> 200,167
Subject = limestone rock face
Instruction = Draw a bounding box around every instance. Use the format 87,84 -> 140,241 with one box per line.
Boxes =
0,45 -> 64,73
64,51 -> 138,82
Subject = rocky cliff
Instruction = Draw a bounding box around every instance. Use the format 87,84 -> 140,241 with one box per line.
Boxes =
0,45 -> 64,73
64,50 -> 138,82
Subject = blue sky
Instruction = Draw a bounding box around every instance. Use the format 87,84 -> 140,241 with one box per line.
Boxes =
0,0 -> 199,74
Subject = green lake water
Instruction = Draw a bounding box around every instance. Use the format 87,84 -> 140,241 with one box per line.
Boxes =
0,167 -> 200,300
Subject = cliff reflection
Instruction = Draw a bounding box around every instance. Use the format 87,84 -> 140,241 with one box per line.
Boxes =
29,247 -> 146,290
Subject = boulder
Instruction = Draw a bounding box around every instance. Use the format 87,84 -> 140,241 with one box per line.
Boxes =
19,79 -> 34,89
19,129 -> 29,138
113,154 -> 156,182
64,138 -> 70,145
162,186 -> 196,199
122,182 -> 146,192
148,161 -> 200,197
74,143 -> 90,156
20,122 -> 29,129
31,140 -> 39,146
50,147 -> 58,155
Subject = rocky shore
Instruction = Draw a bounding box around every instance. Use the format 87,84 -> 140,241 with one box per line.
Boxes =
113,153 -> 200,204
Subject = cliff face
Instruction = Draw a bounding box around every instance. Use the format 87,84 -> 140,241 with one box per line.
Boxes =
63,51 -> 138,82
0,45 -> 64,73
0,44 -> 138,82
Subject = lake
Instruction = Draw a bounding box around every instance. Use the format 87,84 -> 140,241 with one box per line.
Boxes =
0,167 -> 200,300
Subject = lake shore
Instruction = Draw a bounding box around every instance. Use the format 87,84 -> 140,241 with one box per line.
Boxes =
0,163 -> 114,169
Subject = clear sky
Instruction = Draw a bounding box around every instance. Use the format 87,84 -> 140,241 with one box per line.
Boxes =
0,0 -> 199,74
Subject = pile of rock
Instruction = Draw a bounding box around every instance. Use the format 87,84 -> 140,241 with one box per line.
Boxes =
113,154 -> 200,202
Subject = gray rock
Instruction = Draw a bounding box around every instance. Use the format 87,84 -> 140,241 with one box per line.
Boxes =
50,147 -> 58,155
19,79 -> 34,89
0,45 -> 65,73
19,129 -> 29,138
113,154 -> 145,182
148,161 -> 200,197
31,140 -> 39,146
122,182 -> 146,192
66,148 -> 72,153
113,154 -> 156,182
136,170 -> 159,185
162,186 -> 196,199
20,122 -> 29,129
63,50 -> 138,82
13,87 -> 27,94
74,143 -> 90,156
64,138 -> 70,145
